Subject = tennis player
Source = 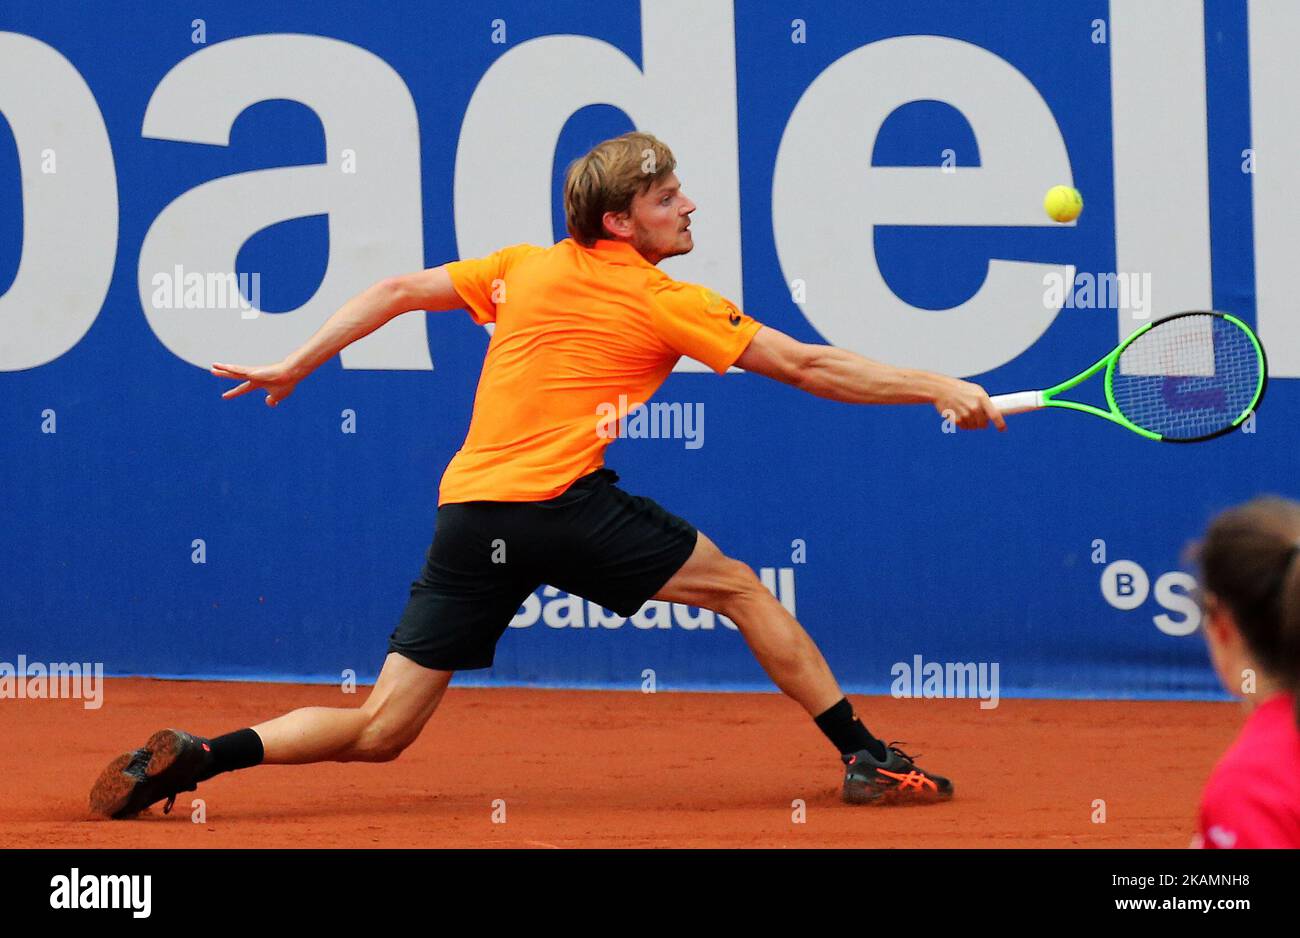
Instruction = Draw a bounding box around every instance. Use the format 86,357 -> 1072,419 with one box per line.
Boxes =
90,132 -> 1005,819
1192,497 -> 1300,848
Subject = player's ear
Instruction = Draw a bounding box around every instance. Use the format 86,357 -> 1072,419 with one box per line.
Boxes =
601,209 -> 632,239
1202,594 -> 1234,639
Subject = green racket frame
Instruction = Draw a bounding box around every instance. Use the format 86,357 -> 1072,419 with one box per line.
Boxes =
990,311 -> 1268,442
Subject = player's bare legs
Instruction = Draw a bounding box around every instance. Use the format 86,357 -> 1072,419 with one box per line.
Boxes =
653,530 -> 953,804
253,653 -> 452,764
652,531 -> 843,716
89,654 -> 450,817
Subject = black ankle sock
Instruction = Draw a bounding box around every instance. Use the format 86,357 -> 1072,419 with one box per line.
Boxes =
814,698 -> 886,760
198,728 -> 264,781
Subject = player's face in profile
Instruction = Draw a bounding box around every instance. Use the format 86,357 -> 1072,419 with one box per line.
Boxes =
626,172 -> 695,264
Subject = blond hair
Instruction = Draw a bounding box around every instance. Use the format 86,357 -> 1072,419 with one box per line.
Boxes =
563,132 -> 677,246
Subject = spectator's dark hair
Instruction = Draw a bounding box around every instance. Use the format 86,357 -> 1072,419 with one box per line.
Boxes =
1196,496 -> 1300,725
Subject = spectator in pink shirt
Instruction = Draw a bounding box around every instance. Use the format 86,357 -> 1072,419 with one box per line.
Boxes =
1193,497 -> 1300,849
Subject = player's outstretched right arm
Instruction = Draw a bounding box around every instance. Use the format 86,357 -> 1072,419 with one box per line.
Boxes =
734,325 -> 1005,431
211,266 -> 462,407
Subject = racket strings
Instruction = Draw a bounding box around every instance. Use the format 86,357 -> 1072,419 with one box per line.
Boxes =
1110,314 -> 1261,440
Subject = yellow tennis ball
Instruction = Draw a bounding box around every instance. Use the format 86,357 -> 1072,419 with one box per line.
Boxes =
1044,185 -> 1083,223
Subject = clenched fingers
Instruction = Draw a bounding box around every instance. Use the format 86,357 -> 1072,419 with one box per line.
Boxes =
984,397 -> 1007,432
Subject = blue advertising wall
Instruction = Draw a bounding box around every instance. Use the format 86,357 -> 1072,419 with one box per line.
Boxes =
2,1 -> 1295,698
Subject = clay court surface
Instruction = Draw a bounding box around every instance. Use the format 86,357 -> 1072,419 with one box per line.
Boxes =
0,679 -> 1240,848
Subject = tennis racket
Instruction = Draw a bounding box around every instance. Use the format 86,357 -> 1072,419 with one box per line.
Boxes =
991,311 -> 1267,442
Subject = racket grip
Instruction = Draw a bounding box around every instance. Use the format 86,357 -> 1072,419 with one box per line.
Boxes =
990,390 -> 1044,416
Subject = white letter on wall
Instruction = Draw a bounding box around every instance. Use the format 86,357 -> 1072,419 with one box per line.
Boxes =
139,35 -> 429,370
0,33 -> 117,371
1248,0 -> 1299,377
1110,0 -> 1211,339
773,36 -> 1074,377
453,1 -> 740,372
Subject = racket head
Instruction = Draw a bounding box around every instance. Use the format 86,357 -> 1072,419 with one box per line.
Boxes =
1102,311 -> 1267,443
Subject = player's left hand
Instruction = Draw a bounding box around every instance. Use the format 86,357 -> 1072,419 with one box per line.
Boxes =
211,360 -> 302,407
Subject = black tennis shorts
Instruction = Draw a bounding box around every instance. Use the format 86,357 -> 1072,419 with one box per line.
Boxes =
387,469 -> 698,671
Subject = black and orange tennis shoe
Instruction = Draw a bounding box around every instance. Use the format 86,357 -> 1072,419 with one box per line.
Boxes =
841,742 -> 954,805
89,729 -> 214,819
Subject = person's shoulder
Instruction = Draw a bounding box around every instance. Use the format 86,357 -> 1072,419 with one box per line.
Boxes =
452,242 -> 551,268
474,243 -> 553,278
513,239 -> 612,270
497,242 -> 551,260
1203,705 -> 1300,802
1235,694 -> 1300,760
647,274 -> 691,298
648,276 -> 729,311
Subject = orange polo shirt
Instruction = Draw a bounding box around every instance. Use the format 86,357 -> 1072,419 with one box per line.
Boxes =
437,238 -> 762,505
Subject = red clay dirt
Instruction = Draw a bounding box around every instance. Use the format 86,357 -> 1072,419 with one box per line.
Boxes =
0,678 -> 1241,848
